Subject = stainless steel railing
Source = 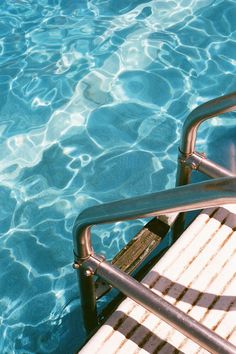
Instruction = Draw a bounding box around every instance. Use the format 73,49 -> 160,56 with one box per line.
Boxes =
73,177 -> 236,353
73,92 -> 236,353
73,177 -> 236,261
177,92 -> 236,186
174,92 -> 236,237
180,92 -> 236,156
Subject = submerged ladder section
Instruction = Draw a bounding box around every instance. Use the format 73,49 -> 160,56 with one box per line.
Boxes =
73,92 -> 236,353
95,214 -> 177,299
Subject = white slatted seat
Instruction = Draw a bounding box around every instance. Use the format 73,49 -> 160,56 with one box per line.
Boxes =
80,205 -> 236,354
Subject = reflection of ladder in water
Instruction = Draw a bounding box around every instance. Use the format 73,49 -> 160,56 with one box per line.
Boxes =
73,92 -> 236,353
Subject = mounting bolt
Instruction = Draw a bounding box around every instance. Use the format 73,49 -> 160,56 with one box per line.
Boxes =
85,268 -> 93,276
72,262 -> 80,269
191,161 -> 198,170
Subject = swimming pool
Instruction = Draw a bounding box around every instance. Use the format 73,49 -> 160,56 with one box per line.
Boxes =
0,0 -> 236,353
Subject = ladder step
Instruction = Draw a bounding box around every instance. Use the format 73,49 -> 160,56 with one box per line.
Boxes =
95,216 -> 172,299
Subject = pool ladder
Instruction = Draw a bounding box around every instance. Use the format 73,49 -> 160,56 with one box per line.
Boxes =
73,92 -> 236,354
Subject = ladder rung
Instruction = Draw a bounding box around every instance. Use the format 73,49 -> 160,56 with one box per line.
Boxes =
95,217 -> 171,299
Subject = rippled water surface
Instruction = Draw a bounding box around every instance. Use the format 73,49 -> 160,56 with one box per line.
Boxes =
1,0 -> 236,353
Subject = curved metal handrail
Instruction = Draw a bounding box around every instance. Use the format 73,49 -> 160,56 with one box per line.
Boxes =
74,177 -> 236,351
73,177 -> 236,260
73,93 -> 236,346
180,91 -> 236,156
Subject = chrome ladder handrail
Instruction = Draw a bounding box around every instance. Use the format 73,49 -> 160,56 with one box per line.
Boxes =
175,91 -> 236,236
73,177 -> 236,260
73,178 -> 236,354
180,92 -> 236,156
177,92 -> 236,186
73,92 -> 236,353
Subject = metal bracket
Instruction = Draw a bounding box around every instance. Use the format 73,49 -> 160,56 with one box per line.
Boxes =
178,150 -> 234,178
82,254 -> 105,274
178,151 -> 206,171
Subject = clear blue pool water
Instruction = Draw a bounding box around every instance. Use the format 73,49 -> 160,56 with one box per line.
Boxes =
0,0 -> 236,353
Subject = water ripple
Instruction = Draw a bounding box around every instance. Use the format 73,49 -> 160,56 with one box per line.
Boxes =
0,0 -> 236,353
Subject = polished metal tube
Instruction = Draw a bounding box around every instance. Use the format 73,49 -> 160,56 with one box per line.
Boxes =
77,267 -> 98,333
175,154 -> 234,234
176,157 -> 192,187
73,177 -> 236,261
74,177 -> 236,334
84,255 -> 236,354
176,151 -> 235,187
180,92 -> 236,155
193,153 -> 235,178
176,92 -> 236,230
